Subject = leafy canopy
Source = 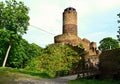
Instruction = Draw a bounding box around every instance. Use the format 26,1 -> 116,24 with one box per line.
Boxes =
0,0 -> 30,67
98,37 -> 119,51
0,0 -> 29,34
117,13 -> 120,42
7,39 -> 43,68
25,44 -> 85,77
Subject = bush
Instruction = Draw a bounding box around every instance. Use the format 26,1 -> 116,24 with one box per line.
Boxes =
25,44 -> 82,77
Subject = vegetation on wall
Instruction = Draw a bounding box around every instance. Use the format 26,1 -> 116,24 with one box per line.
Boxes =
0,32 -> 85,77
25,44 -> 85,77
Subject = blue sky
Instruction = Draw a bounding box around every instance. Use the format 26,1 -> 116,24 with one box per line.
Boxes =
20,0 -> 120,48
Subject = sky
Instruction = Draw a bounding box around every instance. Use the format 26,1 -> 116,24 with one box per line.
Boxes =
17,0 -> 120,48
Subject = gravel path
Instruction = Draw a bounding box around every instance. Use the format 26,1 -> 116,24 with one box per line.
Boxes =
15,75 -> 77,84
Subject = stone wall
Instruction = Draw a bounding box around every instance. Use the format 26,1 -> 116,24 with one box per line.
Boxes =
99,48 -> 120,79
63,7 -> 77,36
63,24 -> 77,35
63,7 -> 77,25
54,34 -> 81,45
54,7 -> 99,67
81,38 -> 90,51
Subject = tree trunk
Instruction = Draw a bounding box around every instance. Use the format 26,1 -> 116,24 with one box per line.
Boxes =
2,43 -> 12,67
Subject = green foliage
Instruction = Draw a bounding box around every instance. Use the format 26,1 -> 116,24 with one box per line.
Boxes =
0,35 -> 43,68
0,67 -> 50,84
7,38 -> 28,68
69,79 -> 120,84
98,37 -> 119,51
25,44 -> 85,77
0,0 -> 30,67
117,13 -> 120,42
0,67 -> 50,79
0,0 -> 29,34
27,43 -> 43,59
0,29 -> 43,68
0,29 -> 17,66
7,39 -> 43,68
0,0 -> 30,42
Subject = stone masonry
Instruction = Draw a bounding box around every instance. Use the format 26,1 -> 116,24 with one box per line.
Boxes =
54,7 -> 100,65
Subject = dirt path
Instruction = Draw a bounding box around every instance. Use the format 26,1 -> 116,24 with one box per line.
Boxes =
15,75 -> 77,84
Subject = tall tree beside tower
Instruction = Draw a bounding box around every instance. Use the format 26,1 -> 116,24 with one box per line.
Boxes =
117,13 -> 120,42
0,0 -> 29,67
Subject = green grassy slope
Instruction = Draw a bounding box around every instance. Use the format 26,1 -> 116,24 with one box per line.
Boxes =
69,79 -> 120,84
0,67 -> 50,84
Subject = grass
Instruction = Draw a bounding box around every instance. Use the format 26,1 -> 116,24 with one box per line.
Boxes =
0,67 -> 51,84
69,79 -> 120,84
0,67 -> 50,78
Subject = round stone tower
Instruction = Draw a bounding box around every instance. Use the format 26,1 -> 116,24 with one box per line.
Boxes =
54,7 -> 81,45
63,7 -> 77,36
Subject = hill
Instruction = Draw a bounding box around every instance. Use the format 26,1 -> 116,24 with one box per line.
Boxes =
0,67 -> 50,84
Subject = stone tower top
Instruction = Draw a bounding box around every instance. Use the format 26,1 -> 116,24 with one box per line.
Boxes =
63,7 -> 77,35
64,7 -> 76,12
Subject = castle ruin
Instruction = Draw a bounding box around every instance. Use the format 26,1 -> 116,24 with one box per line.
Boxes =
53,7 -> 120,79
54,7 -> 100,58
54,7 -> 101,69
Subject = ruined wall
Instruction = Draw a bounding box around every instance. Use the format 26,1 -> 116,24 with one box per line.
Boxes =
81,38 -> 90,50
54,7 -> 98,57
85,55 -> 99,67
99,48 -> 120,79
90,42 -> 96,50
80,39 -> 98,55
54,34 -> 82,45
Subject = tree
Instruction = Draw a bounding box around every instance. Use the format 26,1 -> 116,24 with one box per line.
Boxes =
26,43 -> 43,60
98,37 -> 119,51
6,39 -> 43,68
25,44 -> 87,77
25,44 -> 79,77
0,0 -> 29,67
0,31 -> 43,68
0,30 -> 12,66
117,13 -> 120,42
